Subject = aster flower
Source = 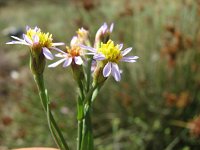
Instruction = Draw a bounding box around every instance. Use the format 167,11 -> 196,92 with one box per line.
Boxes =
6,26 -> 64,60
48,36 -> 83,68
81,40 -> 139,82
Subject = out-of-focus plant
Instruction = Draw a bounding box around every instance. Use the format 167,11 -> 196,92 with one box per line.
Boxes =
6,23 -> 139,150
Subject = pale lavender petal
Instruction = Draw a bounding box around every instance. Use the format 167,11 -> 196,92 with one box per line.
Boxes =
91,60 -> 97,72
121,59 -> 136,63
103,62 -> 111,77
85,52 -> 96,55
123,56 -> 139,60
55,53 -> 65,58
34,26 -> 40,32
26,25 -> 30,31
102,23 -> 108,33
96,26 -> 103,37
118,43 -> 123,50
52,42 -> 65,46
48,58 -> 66,68
23,34 -> 33,45
6,41 -> 18,45
121,56 -> 139,62
111,63 -> 121,82
93,53 -> 106,60
74,56 -> 83,65
109,23 -> 114,32
33,34 -> 39,43
79,44 -> 96,52
121,47 -> 132,56
42,47 -> 54,60
50,47 -> 66,54
63,57 -> 72,67
11,36 -> 24,42
6,41 -> 29,45
70,36 -> 78,47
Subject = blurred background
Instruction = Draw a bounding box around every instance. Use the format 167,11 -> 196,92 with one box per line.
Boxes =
0,0 -> 200,149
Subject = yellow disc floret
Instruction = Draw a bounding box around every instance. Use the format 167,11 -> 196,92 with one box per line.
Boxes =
76,28 -> 88,39
26,28 -> 53,48
66,46 -> 82,57
98,40 -> 122,63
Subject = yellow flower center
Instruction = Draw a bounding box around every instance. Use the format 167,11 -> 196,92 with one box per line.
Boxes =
98,40 -> 122,63
67,46 -> 81,57
26,28 -> 53,48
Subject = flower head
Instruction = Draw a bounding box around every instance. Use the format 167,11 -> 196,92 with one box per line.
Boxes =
97,40 -> 122,63
81,39 -> 139,82
76,27 -> 89,42
6,26 -> 64,60
48,36 -> 83,68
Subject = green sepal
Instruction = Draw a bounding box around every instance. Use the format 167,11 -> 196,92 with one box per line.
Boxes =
30,49 -> 46,75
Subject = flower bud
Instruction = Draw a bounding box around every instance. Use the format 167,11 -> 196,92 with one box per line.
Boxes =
76,27 -> 89,45
95,23 -> 114,48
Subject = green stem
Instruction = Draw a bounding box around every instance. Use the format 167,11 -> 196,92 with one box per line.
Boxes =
80,83 -> 99,150
81,109 -> 94,150
46,98 -> 63,149
77,58 -> 103,150
86,58 -> 93,92
77,95 -> 84,150
34,74 -> 70,150
77,120 -> 83,150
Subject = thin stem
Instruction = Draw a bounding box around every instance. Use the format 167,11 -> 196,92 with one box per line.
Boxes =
47,98 -> 63,149
50,112 -> 69,149
86,58 -> 93,92
84,83 -> 98,107
34,74 -> 70,150
81,109 -> 94,150
77,95 -> 84,150
76,79 -> 85,150
77,120 -> 83,150
80,83 -> 99,150
77,58 -> 100,150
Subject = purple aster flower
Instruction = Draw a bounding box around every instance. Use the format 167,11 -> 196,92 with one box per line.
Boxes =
6,26 -> 64,60
80,40 -> 139,82
48,36 -> 83,68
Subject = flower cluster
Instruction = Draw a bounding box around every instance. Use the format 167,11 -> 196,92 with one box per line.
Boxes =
49,23 -> 138,82
7,23 -> 139,82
